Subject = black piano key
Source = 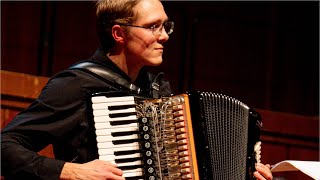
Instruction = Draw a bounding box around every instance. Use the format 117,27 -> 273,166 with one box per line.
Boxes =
115,157 -> 142,163
110,120 -> 138,126
111,131 -> 138,137
125,176 -> 144,180
114,150 -> 140,156
118,165 -> 143,170
109,112 -> 136,118
92,91 -> 134,98
112,138 -> 140,145
108,104 -> 136,110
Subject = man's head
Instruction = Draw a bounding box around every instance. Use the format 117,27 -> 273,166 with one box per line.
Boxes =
96,0 -> 173,69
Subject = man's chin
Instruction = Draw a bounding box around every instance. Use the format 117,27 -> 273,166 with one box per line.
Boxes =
147,58 -> 163,66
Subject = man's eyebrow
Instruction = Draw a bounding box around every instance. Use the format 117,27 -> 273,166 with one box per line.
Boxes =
144,18 -> 169,26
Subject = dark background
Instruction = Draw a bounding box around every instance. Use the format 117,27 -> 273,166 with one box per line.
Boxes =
2,1 -> 318,116
1,1 -> 319,179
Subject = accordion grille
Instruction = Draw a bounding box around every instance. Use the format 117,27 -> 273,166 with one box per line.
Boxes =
200,92 -> 249,180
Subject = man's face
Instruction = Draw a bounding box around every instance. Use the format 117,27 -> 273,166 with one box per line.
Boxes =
124,0 -> 170,68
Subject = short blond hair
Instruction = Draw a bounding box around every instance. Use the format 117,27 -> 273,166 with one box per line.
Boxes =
96,0 -> 142,52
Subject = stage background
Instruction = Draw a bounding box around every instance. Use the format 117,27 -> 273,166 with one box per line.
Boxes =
1,1 -> 319,179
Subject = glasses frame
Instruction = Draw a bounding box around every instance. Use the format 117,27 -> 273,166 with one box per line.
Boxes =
118,21 -> 174,35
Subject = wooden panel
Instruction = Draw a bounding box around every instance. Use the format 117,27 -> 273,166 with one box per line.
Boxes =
1,70 -> 49,100
1,70 -> 54,158
258,109 -> 319,138
259,108 -> 319,162
261,143 -> 287,165
258,109 -> 319,180
1,109 -> 19,129
37,144 -> 55,159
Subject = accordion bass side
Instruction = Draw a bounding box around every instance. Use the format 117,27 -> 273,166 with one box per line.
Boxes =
91,92 -> 262,180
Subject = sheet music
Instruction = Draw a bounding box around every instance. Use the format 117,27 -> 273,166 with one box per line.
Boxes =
271,160 -> 320,180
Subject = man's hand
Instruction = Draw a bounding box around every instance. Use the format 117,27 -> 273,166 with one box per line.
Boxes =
254,163 -> 273,180
60,159 -> 125,180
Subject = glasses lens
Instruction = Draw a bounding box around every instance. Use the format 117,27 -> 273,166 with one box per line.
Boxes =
164,21 -> 174,35
152,21 -> 174,35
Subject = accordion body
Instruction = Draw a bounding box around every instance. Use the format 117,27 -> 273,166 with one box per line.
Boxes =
91,92 -> 262,180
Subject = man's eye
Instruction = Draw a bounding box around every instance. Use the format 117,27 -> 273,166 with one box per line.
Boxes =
150,24 -> 161,29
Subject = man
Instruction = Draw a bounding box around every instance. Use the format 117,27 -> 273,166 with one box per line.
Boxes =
1,0 -> 273,179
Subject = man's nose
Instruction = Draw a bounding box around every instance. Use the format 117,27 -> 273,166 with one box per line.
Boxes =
158,28 -> 170,42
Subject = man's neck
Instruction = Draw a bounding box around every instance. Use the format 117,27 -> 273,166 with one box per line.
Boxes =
107,52 -> 141,82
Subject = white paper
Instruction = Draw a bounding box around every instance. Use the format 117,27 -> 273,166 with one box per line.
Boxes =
271,160 -> 320,180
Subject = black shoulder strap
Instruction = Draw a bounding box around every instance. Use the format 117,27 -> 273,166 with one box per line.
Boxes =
69,61 -> 141,94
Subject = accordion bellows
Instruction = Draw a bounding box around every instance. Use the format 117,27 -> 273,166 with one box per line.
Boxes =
91,91 -> 262,180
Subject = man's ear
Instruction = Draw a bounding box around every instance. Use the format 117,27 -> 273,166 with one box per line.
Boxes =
111,25 -> 125,44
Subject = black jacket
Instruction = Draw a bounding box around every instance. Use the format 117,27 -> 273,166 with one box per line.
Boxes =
1,49 -> 171,180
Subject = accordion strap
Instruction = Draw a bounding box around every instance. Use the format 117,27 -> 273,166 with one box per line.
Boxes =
69,61 -> 141,94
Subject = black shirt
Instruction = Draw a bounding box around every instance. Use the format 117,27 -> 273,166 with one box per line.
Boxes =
1,49 -> 171,180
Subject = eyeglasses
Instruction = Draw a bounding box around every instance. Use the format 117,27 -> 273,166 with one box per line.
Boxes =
119,21 -> 174,36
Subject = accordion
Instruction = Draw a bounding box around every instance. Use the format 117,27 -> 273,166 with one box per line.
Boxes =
91,91 -> 262,180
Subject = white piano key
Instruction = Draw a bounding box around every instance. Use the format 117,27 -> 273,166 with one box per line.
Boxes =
116,152 -> 141,159
100,156 -> 141,163
94,115 -> 138,122
98,148 -> 115,155
93,108 -> 136,116
94,115 -> 138,123
123,169 -> 143,178
94,122 -> 138,131
92,101 -> 136,110
98,145 -> 140,155
97,134 -> 139,142
94,127 -> 139,134
123,168 -> 142,173
95,130 -> 136,136
123,172 -> 142,177
97,141 -> 139,149
92,96 -> 135,104
109,160 -> 142,166
123,168 -> 143,174
99,153 -> 141,161
99,155 -> 111,161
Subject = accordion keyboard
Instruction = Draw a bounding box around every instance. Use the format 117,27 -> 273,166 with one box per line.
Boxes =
92,95 -> 143,179
91,94 -> 200,180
